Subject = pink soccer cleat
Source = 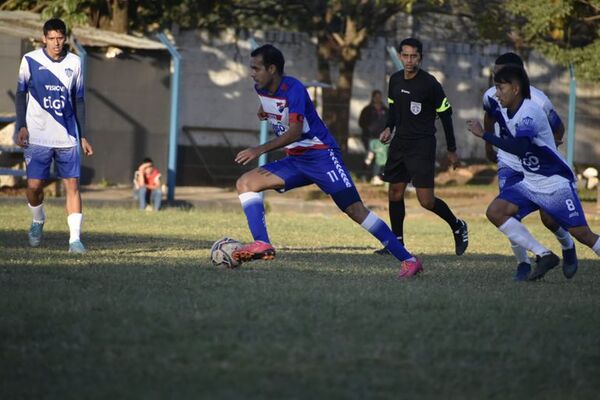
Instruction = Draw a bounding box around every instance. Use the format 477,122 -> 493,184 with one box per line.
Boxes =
232,240 -> 276,262
398,257 -> 423,279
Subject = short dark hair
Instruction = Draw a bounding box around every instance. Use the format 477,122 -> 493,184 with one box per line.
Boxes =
399,37 -> 423,58
371,89 -> 382,97
143,157 -> 153,164
251,44 -> 285,75
43,18 -> 67,36
494,65 -> 531,99
495,52 -> 523,67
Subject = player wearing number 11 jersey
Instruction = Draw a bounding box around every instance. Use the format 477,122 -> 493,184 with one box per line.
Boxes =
231,44 -> 423,279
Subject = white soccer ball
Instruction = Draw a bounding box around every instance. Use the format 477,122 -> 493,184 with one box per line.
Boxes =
210,237 -> 243,268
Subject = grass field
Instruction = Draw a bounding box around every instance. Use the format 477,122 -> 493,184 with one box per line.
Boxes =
1,200 -> 600,399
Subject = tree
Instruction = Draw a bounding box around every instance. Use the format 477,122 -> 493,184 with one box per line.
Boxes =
507,0 -> 600,82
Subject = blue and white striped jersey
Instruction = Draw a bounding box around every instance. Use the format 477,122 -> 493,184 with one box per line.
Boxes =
17,48 -> 83,148
500,99 -> 575,193
483,85 -> 562,172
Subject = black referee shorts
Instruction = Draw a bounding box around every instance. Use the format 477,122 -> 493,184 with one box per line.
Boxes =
381,136 -> 436,188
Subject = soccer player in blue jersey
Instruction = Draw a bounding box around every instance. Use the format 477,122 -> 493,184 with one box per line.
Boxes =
232,44 -> 422,278
467,65 -> 600,281
483,52 -> 577,280
15,18 -> 93,254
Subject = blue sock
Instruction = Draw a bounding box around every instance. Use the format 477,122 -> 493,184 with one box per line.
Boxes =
361,211 -> 412,261
239,192 -> 270,243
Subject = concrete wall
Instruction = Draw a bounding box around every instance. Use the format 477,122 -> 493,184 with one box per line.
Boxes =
172,25 -> 600,171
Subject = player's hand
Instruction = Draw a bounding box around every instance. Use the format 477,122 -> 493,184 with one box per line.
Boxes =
81,137 -> 94,156
466,120 -> 484,138
235,147 -> 261,165
447,151 -> 460,169
16,127 -> 29,148
257,106 -> 267,121
379,127 -> 392,144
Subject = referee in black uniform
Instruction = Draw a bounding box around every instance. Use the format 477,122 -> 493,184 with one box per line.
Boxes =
376,37 -> 468,256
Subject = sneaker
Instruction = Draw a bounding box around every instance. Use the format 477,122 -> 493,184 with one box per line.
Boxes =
512,262 -> 531,282
528,252 -> 560,281
68,240 -> 87,254
232,240 -> 276,262
562,245 -> 578,279
28,221 -> 44,247
398,257 -> 423,279
453,219 -> 469,256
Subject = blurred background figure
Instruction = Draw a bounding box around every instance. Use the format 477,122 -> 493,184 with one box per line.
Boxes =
134,157 -> 162,211
359,90 -> 388,183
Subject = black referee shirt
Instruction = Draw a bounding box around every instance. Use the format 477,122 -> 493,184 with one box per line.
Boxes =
386,69 -> 450,141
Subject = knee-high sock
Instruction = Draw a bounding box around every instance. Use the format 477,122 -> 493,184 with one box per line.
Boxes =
430,198 -> 460,231
361,211 -> 412,261
28,203 -> 45,223
67,213 -> 83,243
389,199 -> 405,242
499,217 -> 549,257
592,237 -> 600,256
510,240 -> 530,264
239,192 -> 270,243
553,227 -> 574,250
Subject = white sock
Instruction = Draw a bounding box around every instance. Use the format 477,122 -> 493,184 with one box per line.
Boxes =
592,237 -> 600,256
67,213 -> 83,243
28,203 -> 46,223
510,240 -> 530,264
553,227 -> 574,250
498,217 -> 550,257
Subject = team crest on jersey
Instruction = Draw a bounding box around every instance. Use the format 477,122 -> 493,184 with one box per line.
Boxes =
276,101 -> 286,113
65,68 -> 73,78
410,101 -> 422,115
521,116 -> 534,127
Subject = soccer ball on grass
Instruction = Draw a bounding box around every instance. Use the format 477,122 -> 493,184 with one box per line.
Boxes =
210,237 -> 243,268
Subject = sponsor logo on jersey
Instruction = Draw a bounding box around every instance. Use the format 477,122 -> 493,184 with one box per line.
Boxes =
521,152 -> 540,172
65,68 -> 74,78
43,95 -> 66,117
401,89 -> 411,94
45,85 -> 65,92
38,66 -> 48,71
410,101 -> 422,115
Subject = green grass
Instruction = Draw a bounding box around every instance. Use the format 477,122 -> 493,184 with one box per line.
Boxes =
1,202 -> 600,399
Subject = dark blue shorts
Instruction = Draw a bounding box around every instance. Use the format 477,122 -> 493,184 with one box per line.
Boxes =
24,144 -> 80,179
263,148 -> 356,195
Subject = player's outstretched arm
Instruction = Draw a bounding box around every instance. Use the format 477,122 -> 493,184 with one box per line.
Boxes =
235,123 -> 302,165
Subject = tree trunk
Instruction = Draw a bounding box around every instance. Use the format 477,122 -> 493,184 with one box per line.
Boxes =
316,33 -> 357,154
110,0 -> 129,33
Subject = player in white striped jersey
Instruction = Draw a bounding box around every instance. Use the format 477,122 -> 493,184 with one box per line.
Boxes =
468,65 -> 600,281
15,18 -> 93,254
482,52 -> 576,281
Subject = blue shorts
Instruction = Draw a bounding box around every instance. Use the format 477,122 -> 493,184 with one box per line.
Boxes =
497,166 -> 536,220
497,166 -> 524,191
263,148 -> 356,195
24,145 -> 80,179
498,181 -> 588,229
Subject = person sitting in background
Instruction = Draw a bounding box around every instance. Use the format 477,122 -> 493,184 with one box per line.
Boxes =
135,158 -> 162,211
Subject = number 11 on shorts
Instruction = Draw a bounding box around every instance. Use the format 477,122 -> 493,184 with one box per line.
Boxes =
327,170 -> 339,182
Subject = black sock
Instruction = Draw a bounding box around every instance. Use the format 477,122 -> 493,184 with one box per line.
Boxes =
431,197 -> 460,230
389,199 -> 405,242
